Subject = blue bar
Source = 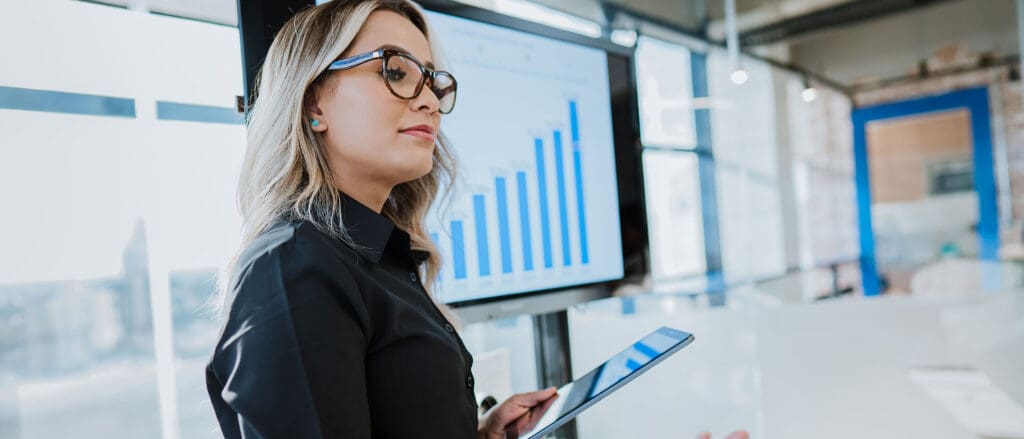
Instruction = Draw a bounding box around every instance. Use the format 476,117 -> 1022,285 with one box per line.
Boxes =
495,178 -> 513,274
569,101 -> 589,264
569,101 -> 580,144
156,101 -> 244,125
535,138 -> 553,268
554,130 -> 572,266
451,221 -> 466,280
0,85 -> 136,118
473,195 -> 491,276
516,171 -> 534,271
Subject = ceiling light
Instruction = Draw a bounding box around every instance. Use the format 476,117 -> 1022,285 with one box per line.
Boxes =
730,68 -> 749,85
801,76 -> 817,102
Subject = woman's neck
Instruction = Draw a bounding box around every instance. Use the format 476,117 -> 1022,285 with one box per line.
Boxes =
338,184 -> 391,214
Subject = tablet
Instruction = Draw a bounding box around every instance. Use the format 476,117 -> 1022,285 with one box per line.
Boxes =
512,326 -> 695,439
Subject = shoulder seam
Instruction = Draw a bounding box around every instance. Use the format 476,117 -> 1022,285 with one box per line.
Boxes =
231,222 -> 298,292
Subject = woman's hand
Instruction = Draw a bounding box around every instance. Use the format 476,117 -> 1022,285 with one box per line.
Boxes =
478,387 -> 559,439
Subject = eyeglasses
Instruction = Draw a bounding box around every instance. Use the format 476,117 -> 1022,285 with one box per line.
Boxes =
324,48 -> 457,114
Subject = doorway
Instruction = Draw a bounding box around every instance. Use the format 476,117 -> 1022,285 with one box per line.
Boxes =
852,87 -> 998,295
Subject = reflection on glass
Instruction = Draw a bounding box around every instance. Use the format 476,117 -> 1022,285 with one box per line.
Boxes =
1,219 -> 163,438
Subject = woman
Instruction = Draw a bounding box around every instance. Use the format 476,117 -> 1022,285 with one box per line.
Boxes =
205,1 -> 557,438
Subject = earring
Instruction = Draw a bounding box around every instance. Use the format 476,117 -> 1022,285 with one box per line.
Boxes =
310,119 -> 320,127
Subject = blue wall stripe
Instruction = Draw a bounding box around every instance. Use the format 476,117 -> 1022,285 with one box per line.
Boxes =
0,85 -> 135,118
851,86 -> 1000,295
156,101 -> 243,125
851,111 -> 879,296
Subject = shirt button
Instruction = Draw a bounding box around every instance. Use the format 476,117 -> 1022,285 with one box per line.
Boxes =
444,323 -> 455,333
409,272 -> 418,282
466,375 -> 474,389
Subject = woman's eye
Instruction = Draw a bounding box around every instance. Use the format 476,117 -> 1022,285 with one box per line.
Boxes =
386,68 -> 407,81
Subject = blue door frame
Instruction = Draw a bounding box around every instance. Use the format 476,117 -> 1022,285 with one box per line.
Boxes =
852,87 -> 999,296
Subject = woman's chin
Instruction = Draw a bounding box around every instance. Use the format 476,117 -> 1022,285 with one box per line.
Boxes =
396,161 -> 434,184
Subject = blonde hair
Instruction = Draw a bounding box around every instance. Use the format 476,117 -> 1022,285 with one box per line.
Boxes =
217,0 -> 457,321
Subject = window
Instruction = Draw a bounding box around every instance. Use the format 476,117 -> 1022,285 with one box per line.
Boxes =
1,2 -> 244,437
642,150 -> 707,283
635,36 -> 697,149
706,51 -> 787,283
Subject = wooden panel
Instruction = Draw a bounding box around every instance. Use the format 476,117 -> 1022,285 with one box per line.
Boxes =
866,109 -> 971,203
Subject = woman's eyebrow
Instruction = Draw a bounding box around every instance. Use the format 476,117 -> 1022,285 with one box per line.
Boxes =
377,44 -> 435,69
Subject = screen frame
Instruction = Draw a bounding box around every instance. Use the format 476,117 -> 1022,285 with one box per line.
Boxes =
417,0 -> 649,312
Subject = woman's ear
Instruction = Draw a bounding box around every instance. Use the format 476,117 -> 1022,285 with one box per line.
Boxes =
304,87 -> 328,132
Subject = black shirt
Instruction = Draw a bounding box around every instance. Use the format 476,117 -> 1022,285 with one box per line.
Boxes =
205,193 -> 478,438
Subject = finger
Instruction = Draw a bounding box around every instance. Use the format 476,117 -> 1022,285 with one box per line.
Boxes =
492,404 -> 530,427
512,387 -> 558,407
516,390 -> 557,431
520,392 -> 559,432
493,388 -> 560,432
725,431 -> 749,439
531,392 -> 559,420
696,433 -> 711,439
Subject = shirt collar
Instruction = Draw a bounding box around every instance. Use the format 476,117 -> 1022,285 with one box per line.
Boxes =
340,192 -> 430,266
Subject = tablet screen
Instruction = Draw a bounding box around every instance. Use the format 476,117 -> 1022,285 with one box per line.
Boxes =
517,327 -> 694,438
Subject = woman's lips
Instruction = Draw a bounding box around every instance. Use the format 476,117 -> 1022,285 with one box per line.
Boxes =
400,130 -> 435,142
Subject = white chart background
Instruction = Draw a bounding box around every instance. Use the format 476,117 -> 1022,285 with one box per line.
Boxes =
425,11 -> 624,303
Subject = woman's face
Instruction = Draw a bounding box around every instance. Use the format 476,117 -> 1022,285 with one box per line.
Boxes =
308,10 -> 441,202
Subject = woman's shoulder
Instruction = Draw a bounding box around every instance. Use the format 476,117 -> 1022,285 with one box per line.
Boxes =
225,220 -> 363,321
235,220 -> 356,285
212,221 -> 371,365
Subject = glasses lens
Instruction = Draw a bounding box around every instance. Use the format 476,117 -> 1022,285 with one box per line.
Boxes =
384,54 -> 423,99
432,72 -> 457,114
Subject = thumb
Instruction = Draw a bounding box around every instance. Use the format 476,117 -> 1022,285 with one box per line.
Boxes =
513,387 -> 558,407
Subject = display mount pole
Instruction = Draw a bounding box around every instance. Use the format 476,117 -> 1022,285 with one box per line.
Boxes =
533,310 -> 577,439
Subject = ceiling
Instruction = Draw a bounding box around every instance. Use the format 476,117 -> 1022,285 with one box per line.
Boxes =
83,0 -> 939,37
81,0 -> 1019,88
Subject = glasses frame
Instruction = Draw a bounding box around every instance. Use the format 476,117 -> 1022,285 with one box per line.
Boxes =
324,48 -> 457,114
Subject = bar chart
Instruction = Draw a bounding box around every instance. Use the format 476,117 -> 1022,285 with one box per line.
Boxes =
426,10 -> 624,304
440,101 -> 591,281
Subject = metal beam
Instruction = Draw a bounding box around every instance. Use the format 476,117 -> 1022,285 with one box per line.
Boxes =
604,2 -> 851,94
740,0 -> 958,46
